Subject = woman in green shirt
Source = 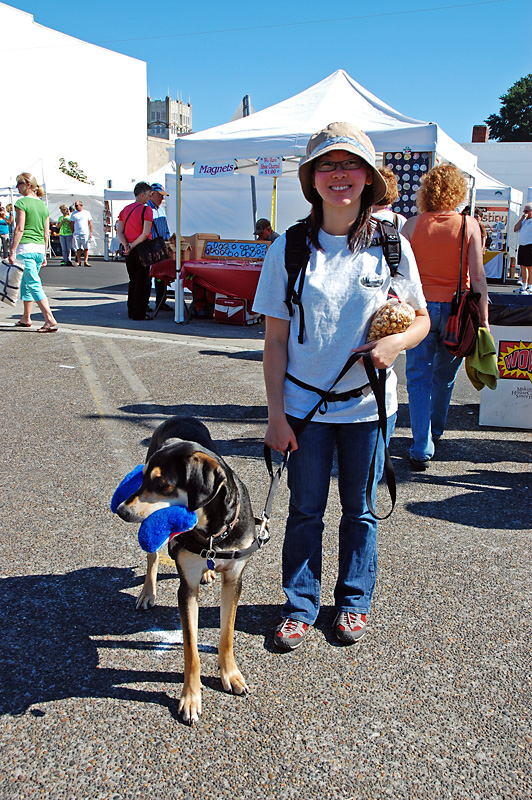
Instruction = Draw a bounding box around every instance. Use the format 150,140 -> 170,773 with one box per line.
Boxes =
57,204 -> 73,266
9,172 -> 58,332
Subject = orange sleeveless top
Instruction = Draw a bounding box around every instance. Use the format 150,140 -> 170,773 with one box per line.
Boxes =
410,212 -> 471,302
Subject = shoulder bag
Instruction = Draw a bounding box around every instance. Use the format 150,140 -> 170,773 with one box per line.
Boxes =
443,215 -> 480,358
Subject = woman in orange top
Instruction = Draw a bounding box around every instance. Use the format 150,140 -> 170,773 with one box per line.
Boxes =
401,164 -> 489,470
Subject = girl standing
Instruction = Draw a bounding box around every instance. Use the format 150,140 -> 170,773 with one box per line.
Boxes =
9,172 -> 58,331
253,123 -> 429,650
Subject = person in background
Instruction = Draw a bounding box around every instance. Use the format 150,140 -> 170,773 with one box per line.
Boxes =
514,204 -> 532,294
70,200 -> 93,267
6,203 -> 15,243
0,204 -> 10,258
401,164 -> 489,470
9,172 -> 58,332
148,182 -> 172,312
255,218 -> 279,242
253,122 -> 429,651
57,204 -> 73,265
116,181 -> 153,320
371,167 -> 407,231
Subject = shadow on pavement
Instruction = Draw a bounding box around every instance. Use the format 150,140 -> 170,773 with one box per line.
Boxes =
0,567 -> 277,719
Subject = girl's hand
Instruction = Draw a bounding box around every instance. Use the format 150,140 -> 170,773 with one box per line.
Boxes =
352,334 -> 405,369
265,416 -> 298,453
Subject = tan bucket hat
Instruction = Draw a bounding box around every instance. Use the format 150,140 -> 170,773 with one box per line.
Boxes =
298,122 -> 387,206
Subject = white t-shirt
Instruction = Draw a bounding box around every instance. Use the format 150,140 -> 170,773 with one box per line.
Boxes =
518,216 -> 532,246
70,209 -> 92,236
253,228 -> 426,424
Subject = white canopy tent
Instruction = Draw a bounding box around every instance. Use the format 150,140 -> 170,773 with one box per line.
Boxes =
172,69 -> 479,321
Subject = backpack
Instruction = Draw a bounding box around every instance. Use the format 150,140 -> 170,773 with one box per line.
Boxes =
284,218 -> 402,344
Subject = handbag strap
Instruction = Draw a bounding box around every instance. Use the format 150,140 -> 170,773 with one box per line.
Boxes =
456,215 -> 467,296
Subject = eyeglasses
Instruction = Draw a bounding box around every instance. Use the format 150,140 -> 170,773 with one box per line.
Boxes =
16,180 -> 26,186
314,158 -> 365,173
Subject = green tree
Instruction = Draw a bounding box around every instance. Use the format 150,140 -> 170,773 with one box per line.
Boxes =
58,158 -> 94,185
485,74 -> 532,142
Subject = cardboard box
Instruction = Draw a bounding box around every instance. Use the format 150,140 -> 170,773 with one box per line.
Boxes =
181,233 -> 220,261
479,324 -> 532,429
214,295 -> 262,326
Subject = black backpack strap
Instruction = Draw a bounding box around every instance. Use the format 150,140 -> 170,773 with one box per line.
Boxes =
284,221 -> 311,344
377,219 -> 401,276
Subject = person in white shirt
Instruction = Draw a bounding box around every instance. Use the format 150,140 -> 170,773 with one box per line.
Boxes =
70,200 -> 93,267
514,204 -> 532,294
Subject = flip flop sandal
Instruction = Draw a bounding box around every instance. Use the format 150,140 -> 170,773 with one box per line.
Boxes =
15,321 -> 32,328
37,324 -> 59,333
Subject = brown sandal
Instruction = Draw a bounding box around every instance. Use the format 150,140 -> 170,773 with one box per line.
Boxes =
37,324 -> 59,333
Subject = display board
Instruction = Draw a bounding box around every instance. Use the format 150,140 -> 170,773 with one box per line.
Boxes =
384,150 -> 432,218
476,206 -> 507,253
202,239 -> 269,260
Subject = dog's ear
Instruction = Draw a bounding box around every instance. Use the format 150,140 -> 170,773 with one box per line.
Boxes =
185,453 -> 226,510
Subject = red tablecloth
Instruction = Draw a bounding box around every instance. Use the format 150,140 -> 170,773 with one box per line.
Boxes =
182,260 -> 262,302
149,258 -> 263,303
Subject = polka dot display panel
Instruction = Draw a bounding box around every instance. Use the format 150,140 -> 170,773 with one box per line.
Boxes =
384,151 -> 433,218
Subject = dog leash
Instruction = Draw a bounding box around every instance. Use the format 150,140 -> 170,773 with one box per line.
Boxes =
261,351 -> 396,534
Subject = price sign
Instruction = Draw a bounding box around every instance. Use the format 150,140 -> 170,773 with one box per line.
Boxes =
258,157 -> 283,177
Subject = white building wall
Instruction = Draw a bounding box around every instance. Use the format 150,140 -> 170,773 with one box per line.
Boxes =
461,142 -> 532,207
0,2 -> 147,191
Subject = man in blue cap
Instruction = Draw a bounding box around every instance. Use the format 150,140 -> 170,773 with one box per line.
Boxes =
148,182 -> 172,312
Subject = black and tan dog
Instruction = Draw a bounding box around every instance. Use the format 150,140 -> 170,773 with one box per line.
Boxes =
116,416 -> 258,725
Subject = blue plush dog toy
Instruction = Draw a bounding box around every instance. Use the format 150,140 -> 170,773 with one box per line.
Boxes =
111,464 -> 198,553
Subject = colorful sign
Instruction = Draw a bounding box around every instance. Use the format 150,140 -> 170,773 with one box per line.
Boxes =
258,157 -> 283,177
497,340 -> 532,383
476,206 -> 507,252
194,160 -> 235,178
203,240 -> 269,259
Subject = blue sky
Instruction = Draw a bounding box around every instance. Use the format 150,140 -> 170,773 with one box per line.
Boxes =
4,0 -> 530,142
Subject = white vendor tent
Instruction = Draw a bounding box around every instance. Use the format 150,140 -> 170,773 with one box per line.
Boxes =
171,69 -> 479,321
474,168 -> 523,281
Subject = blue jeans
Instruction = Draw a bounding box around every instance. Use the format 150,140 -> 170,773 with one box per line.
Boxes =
282,414 -> 396,624
60,234 -> 73,264
405,301 -> 463,462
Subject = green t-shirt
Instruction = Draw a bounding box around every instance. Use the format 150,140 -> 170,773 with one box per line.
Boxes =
58,215 -> 72,236
15,196 -> 49,244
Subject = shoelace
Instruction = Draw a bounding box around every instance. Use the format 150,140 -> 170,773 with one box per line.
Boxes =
281,619 -> 307,634
339,612 -> 363,630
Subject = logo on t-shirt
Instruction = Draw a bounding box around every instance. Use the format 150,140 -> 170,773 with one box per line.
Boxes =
360,272 -> 384,288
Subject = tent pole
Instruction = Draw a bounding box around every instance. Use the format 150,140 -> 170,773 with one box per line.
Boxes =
175,163 -> 184,323
271,177 -> 277,230
242,95 -> 257,231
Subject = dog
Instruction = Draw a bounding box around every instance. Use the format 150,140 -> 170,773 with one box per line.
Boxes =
116,416 -> 257,725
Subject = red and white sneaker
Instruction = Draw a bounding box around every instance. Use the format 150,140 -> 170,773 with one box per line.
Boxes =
274,618 -> 310,650
334,611 -> 367,644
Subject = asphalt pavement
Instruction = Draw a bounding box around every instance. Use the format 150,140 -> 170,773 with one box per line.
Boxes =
0,256 -> 530,800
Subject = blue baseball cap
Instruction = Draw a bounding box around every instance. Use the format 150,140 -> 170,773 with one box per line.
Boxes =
151,182 -> 168,196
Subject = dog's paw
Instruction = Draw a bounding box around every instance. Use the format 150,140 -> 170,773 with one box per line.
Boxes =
178,690 -> 202,726
135,588 -> 156,611
219,664 -> 249,696
200,569 -> 216,586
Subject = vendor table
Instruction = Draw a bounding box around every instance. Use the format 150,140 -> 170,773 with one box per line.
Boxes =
150,259 -> 262,303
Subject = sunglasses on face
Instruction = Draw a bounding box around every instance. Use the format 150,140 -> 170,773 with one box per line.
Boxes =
314,158 -> 365,172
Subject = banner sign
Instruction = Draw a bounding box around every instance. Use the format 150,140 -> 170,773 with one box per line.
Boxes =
476,206 -> 507,252
203,239 -> 269,259
194,160 -> 235,178
258,157 -> 283,177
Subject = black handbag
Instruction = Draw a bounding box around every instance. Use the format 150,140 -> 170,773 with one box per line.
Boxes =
124,206 -> 169,268
443,216 -> 480,358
